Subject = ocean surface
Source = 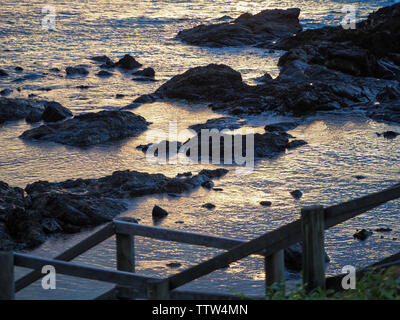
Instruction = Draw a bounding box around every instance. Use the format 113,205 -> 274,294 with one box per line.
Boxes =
0,0 -> 399,299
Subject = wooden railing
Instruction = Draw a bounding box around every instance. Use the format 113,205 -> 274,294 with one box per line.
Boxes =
0,183 -> 399,300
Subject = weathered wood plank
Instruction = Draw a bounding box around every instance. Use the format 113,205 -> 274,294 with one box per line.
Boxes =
114,220 -> 257,251
265,249 -> 284,288
0,251 -> 15,300
324,183 -> 400,229
14,253 -> 156,292
168,220 -> 303,290
116,233 -> 135,299
15,222 -> 115,292
147,280 -> 170,300
301,206 -> 325,291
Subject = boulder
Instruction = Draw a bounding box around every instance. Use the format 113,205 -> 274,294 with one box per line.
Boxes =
115,54 -> 142,70
20,110 -> 150,147
66,66 -> 89,76
0,89 -> 12,96
155,64 -> 246,101
0,69 -> 9,77
177,8 -> 302,48
41,102 -> 72,122
96,70 -> 113,77
353,229 -> 373,241
0,97 -> 47,124
152,205 -> 169,219
133,67 -> 155,78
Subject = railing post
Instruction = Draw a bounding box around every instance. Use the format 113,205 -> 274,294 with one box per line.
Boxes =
265,249 -> 285,291
301,205 -> 326,292
147,279 -> 170,300
116,233 -> 135,299
0,251 -> 15,300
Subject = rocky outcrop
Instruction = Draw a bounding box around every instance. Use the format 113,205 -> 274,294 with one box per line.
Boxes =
0,168 -> 228,250
0,97 -> 70,124
20,110 -> 150,147
155,64 -> 246,101
66,66 -> 89,76
177,8 -> 302,48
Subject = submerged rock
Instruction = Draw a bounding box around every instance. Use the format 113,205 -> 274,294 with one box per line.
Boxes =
290,190 -> 303,199
0,168 -> 228,250
20,110 -> 150,147
66,66 -> 89,76
133,67 -> 155,78
0,89 -> 12,96
0,69 -> 9,77
202,203 -> 216,210
353,229 -> 373,241
177,8 -> 301,48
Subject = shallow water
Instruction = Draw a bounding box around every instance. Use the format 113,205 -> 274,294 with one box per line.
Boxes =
0,0 -> 399,299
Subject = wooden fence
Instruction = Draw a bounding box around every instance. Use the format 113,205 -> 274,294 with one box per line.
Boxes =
0,182 -> 399,300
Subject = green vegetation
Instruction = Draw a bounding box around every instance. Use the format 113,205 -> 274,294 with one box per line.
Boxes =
264,267 -> 400,300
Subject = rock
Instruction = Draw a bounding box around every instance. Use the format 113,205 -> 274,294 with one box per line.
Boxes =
115,54 -> 142,70
176,172 -> 192,178
264,122 -> 299,133
189,117 -> 245,133
287,140 -> 307,149
183,130 -> 307,161
260,201 -> 272,207
137,141 -> 182,157
90,55 -> 113,64
25,109 -> 43,123
201,181 -> 214,189
116,94 -> 125,99
41,102 -> 73,122
15,66 -> 23,72
284,242 -> 330,271
177,8 -> 302,48
152,205 -> 169,218
66,66 -> 89,76
20,110 -> 150,147
353,229 -> 373,241
353,175 -> 366,180
49,67 -> 61,73
133,67 -> 155,78
0,69 -> 9,77
375,227 -> 392,232
96,70 -> 113,77
213,188 -> 223,191
382,131 -> 399,139
155,64 -> 246,101
166,262 -> 182,268
290,190 -> 302,199
0,168 -> 228,250
0,97 -> 48,124
0,89 -> 12,96
202,203 -> 216,210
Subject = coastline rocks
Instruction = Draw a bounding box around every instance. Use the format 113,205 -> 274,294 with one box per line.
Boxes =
290,190 -> 303,199
353,229 -> 373,241
155,64 -> 246,101
0,97 -> 48,124
41,102 -> 73,122
0,168 -> 228,250
115,54 -> 142,70
20,110 -> 150,147
202,203 -> 216,210
152,205 -> 169,219
177,8 -> 302,48
133,67 -> 155,78
284,242 -> 330,271
0,89 -> 12,96
66,66 -> 89,76
0,69 -> 9,77
96,70 -> 113,77
189,117 -> 245,133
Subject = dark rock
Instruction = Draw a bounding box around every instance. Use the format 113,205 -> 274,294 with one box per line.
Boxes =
375,227 -> 392,232
0,89 -> 12,96
177,8 -> 302,48
265,122 -> 298,133
201,181 -> 214,189
290,190 -> 303,199
0,97 -> 48,124
166,262 -> 182,268
353,229 -> 373,241
20,110 -> 150,147
284,242 -> 330,271
116,94 -> 125,99
382,131 -> 399,139
66,66 -> 89,76
41,102 -> 73,122
25,109 -> 43,123
96,70 -> 113,77
353,175 -> 366,180
133,67 -> 155,78
155,64 -> 246,101
152,205 -> 169,218
137,141 -> 182,157
202,203 -> 216,210
115,54 -> 142,70
260,201 -> 272,207
0,69 -> 9,77
213,188 -> 223,191
15,66 -> 23,72
287,140 -> 307,150
189,117 -> 245,133
49,68 -> 61,73
176,172 -> 192,178
90,55 -> 113,64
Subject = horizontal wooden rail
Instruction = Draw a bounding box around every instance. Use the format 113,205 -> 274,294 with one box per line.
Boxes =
167,183 -> 400,290
15,222 -> 115,292
14,253 -> 156,292
114,220 -> 264,256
